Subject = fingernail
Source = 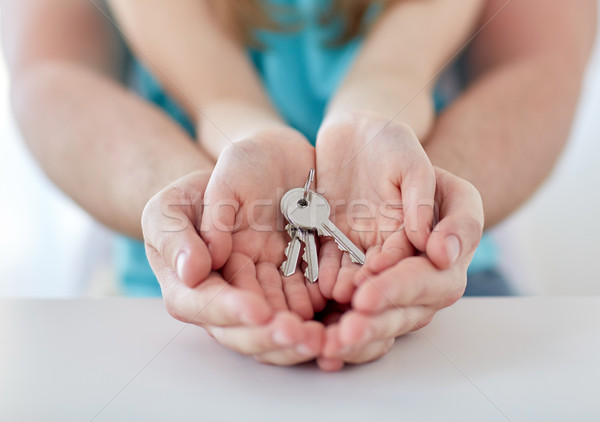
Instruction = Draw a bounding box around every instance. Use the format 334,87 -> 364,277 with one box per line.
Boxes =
445,235 -> 460,265
176,251 -> 189,280
296,344 -> 313,356
273,330 -> 294,347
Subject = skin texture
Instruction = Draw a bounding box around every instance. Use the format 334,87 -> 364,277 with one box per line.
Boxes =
3,0 -> 596,370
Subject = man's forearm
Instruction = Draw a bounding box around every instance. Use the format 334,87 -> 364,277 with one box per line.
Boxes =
424,54 -> 585,228
11,62 -> 213,239
426,0 -> 597,229
106,0 -> 288,160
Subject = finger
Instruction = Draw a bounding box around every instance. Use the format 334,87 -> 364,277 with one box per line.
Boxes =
353,245 -> 381,286
400,152 -> 436,253
322,324 -> 347,358
426,168 -> 484,270
338,307 -> 433,348
256,262 -> 288,312
352,256 -> 464,312
142,175 -> 212,288
317,239 -> 343,299
254,320 -> 324,365
282,270 -> 314,320
156,262 -> 273,327
200,183 -> 237,270
332,253 -> 360,304
207,311 -> 305,356
364,231 -> 414,275
222,252 -> 263,297
316,356 -> 345,372
343,338 -> 395,365
322,316 -> 398,363
306,281 -> 328,314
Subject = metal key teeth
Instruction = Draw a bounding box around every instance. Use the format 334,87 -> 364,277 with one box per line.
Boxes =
281,227 -> 301,276
302,249 -> 309,279
300,229 -> 319,283
284,240 -> 293,258
349,255 -> 362,265
330,238 -> 362,264
331,238 -> 351,259
333,238 -> 345,252
280,169 -> 366,281
280,251 -> 292,275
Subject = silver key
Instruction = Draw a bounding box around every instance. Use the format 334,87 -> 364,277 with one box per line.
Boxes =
282,188 -> 366,265
281,225 -> 302,276
301,229 -> 319,282
280,168 -> 314,215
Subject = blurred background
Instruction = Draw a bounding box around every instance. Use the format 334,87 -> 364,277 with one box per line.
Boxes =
1,6 -> 599,297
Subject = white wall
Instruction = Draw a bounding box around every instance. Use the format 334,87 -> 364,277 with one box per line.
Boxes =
0,5 -> 599,297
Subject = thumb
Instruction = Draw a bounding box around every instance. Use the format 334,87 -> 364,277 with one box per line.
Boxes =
401,158 -> 436,253
426,168 -> 484,270
200,184 -> 237,270
142,180 -> 211,288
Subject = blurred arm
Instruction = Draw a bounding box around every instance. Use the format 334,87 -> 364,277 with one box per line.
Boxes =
106,0 -> 289,159
2,0 -> 213,239
424,0 -> 597,227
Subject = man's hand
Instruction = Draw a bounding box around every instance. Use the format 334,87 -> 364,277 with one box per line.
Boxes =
142,169 -> 326,365
315,111 -> 436,305
316,167 -> 484,371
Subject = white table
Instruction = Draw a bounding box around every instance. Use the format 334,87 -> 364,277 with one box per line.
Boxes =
1,297 -> 599,422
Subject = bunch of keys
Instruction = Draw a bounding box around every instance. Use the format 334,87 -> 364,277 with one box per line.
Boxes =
280,169 -> 366,283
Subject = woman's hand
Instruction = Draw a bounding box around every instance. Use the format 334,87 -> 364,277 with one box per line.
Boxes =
315,111 -> 436,305
317,167 -> 484,371
196,129 -> 328,364
202,129 -> 328,319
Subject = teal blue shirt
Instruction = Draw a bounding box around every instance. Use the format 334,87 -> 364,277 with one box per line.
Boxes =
118,0 -> 497,296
